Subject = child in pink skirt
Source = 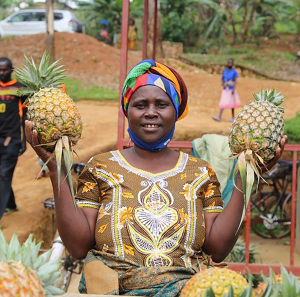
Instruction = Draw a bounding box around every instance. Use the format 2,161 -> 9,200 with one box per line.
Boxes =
213,58 -> 241,123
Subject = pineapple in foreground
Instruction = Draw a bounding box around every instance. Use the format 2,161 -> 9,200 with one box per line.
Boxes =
0,229 -> 64,296
228,89 -> 285,229
16,51 -> 82,204
255,266 -> 300,296
0,261 -> 44,296
180,267 -> 251,297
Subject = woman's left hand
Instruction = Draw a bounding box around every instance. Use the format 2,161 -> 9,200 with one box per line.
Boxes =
260,135 -> 287,174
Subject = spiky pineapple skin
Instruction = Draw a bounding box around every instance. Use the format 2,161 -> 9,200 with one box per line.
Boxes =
0,260 -> 45,297
229,101 -> 284,162
180,267 -> 249,297
27,87 -> 82,151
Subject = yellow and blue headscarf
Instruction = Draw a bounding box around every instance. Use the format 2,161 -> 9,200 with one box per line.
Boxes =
121,59 -> 188,151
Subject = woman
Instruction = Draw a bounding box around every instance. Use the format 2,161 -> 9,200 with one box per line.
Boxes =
25,59 -> 286,296
213,58 -> 241,123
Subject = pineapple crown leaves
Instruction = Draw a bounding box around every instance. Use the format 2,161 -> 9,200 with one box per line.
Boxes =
0,229 -> 64,296
253,89 -> 285,113
15,51 -> 66,99
280,266 -> 300,296
0,231 -> 42,265
260,266 -> 300,297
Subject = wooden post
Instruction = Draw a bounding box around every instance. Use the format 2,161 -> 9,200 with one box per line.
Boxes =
142,0 -> 149,60
45,0 -> 55,61
117,0 -> 130,150
152,0 -> 158,60
148,0 -> 163,59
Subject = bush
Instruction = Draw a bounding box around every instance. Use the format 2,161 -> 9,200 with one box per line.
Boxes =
284,112 -> 300,144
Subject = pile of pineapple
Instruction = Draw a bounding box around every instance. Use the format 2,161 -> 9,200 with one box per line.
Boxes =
180,266 -> 300,297
0,230 -> 63,296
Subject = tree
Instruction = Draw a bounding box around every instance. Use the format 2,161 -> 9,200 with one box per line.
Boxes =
160,0 -> 203,48
78,0 -> 143,42
46,0 -> 55,60
148,0 -> 164,58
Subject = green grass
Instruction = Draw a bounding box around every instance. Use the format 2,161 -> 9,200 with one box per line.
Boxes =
181,48 -> 299,77
64,77 -> 118,101
284,112 -> 300,144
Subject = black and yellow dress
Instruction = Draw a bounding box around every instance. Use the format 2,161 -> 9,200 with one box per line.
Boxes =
76,150 -> 224,296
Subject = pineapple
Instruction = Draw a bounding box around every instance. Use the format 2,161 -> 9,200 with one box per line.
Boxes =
0,261 -> 45,296
15,51 -> 82,204
228,89 -> 285,230
255,266 -> 300,296
180,266 -> 300,297
180,267 -> 251,297
0,229 -> 64,296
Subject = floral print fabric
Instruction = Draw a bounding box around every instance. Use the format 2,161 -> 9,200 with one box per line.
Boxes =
78,249 -> 208,296
75,150 -> 224,270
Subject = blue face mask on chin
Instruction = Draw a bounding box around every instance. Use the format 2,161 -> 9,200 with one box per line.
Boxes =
127,125 -> 176,152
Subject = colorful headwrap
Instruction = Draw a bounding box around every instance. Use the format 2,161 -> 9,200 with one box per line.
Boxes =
121,59 -> 189,152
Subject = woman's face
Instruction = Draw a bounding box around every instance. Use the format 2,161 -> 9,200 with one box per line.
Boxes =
127,85 -> 176,143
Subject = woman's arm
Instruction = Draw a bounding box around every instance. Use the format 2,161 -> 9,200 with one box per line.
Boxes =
25,121 -> 98,259
202,136 -> 287,262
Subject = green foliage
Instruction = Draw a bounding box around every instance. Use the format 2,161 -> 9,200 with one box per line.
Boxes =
222,48 -> 255,55
284,112 -> 300,144
77,0 -> 143,41
160,0 -> 202,47
64,77 -> 118,101
274,21 -> 297,34
225,238 -> 258,264
0,0 -> 37,19
181,49 -> 296,74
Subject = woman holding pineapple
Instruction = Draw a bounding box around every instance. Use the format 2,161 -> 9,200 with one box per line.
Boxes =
23,57 -> 286,296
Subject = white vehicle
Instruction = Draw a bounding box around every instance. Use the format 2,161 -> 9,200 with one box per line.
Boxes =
0,9 -> 85,37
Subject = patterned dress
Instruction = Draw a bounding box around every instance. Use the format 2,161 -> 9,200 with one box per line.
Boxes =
219,67 -> 241,109
76,150 -> 224,296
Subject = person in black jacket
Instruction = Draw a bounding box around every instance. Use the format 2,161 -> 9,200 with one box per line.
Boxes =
0,57 -> 27,219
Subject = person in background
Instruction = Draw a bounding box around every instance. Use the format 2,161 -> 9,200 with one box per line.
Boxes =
213,58 -> 241,123
0,57 -> 27,218
113,28 -> 121,49
128,19 -> 137,50
99,20 -> 110,43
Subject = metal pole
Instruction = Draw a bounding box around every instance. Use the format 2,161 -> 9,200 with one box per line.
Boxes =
152,0 -> 158,60
117,0 -> 130,150
142,0 -> 149,60
290,151 -> 298,266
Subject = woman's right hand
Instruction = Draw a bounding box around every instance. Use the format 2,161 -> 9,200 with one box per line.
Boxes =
25,120 -> 57,172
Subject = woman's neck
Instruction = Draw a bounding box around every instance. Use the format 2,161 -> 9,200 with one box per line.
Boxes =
120,145 -> 180,174
132,145 -> 172,159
